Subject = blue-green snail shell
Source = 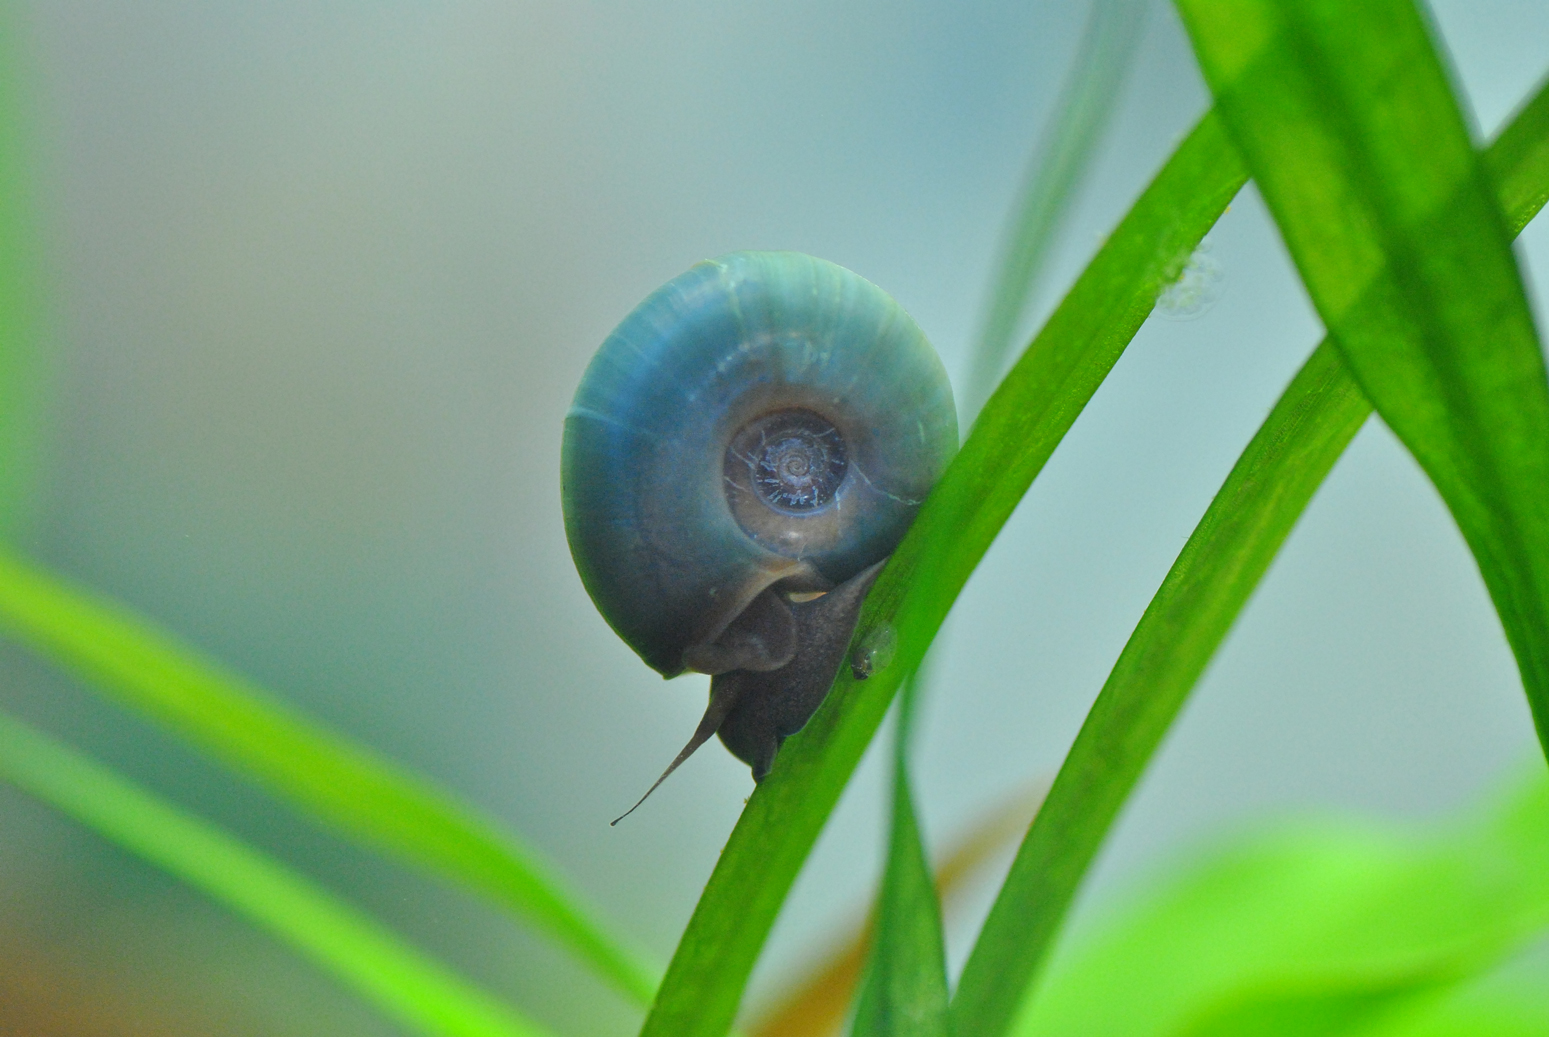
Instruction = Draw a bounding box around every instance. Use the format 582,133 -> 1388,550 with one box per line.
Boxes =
561,251 -> 957,679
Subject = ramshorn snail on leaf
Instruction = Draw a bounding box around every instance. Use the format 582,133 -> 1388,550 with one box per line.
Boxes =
561,252 -> 956,817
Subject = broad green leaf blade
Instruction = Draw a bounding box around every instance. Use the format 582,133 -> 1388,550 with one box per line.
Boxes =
0,550 -> 658,1005
638,113 -> 1248,1037
0,13 -> 51,540
950,74 -> 1549,1037
0,709 -> 555,1037
1010,769 -> 1549,1037
1175,2 -> 1549,752
965,0 -> 1149,415
849,685 -> 949,1037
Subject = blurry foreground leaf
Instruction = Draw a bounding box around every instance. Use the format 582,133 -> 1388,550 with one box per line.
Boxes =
1178,0 -> 1549,751
1011,768 -> 1549,1037
0,708 -> 555,1037
1181,980 -> 1463,1037
0,550 -> 658,1005
1360,942 -> 1549,1037
951,75 -> 1549,1037
0,13 -> 52,538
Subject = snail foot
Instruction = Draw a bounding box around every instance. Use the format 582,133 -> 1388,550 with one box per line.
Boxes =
716,559 -> 887,781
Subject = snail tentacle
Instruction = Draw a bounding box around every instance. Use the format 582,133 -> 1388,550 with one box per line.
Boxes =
609,677 -> 747,826
613,557 -> 886,823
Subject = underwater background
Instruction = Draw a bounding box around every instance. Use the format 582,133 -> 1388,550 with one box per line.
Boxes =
1,1 -> 1547,1034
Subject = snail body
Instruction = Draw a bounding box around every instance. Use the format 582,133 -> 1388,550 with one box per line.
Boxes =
562,252 -> 956,802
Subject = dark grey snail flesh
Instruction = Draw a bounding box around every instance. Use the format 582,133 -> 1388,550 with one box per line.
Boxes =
561,252 -> 956,818
612,560 -> 886,823
711,559 -> 887,779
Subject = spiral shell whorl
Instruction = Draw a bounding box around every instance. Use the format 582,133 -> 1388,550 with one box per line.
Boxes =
562,252 -> 956,677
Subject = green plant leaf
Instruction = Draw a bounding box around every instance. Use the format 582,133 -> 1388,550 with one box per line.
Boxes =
637,111 -> 1249,1037
847,770 -> 949,1037
1007,768 -> 1549,1037
848,11 -> 1148,1024
0,5 -> 654,1006
1359,942 -> 1549,1037
964,0 -> 1149,415
0,13 -> 52,540
0,550 -> 658,1005
1175,1 -> 1549,753
954,336 -> 1371,1036
950,75 -> 1549,1037
0,708 -> 556,1037
747,782 -> 1046,1037
848,683 -> 949,1037
1179,980 -> 1457,1037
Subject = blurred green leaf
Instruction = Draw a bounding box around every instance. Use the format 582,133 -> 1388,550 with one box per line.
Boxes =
0,4 -> 655,1009
1008,769 -> 1549,1037
1359,942 -> 1549,1037
0,708 -> 556,1037
1176,0 -> 1549,752
0,550 -> 659,1005
951,75 -> 1549,1037
638,110 -> 1249,1037
1180,982 -> 1456,1037
848,684 -> 949,1037
0,13 -> 53,539
965,0 -> 1149,415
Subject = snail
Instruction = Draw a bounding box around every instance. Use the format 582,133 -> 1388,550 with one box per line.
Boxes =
561,251 -> 956,819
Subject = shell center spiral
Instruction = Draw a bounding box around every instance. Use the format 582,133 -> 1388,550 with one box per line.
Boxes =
728,409 -> 848,514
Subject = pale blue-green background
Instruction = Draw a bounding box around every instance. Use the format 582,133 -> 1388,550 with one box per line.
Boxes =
0,2 -> 1546,1035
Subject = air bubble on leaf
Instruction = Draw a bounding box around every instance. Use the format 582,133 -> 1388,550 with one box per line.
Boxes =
1155,240 -> 1225,320
850,622 -> 897,680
